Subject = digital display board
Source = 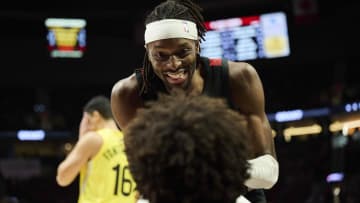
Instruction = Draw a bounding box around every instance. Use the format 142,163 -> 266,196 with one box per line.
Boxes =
200,12 -> 290,61
45,18 -> 87,58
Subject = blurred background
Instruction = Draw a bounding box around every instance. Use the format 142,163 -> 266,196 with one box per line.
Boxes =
0,0 -> 359,202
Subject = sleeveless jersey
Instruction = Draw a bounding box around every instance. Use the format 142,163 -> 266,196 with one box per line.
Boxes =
78,128 -> 137,203
135,56 -> 267,203
200,57 -> 267,203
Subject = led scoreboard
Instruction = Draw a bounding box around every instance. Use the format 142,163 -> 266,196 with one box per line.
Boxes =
201,12 -> 290,61
45,18 -> 87,58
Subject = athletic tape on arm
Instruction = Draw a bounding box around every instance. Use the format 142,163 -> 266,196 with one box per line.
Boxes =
245,154 -> 279,189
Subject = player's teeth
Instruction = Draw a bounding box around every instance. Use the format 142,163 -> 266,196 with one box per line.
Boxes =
166,69 -> 185,78
168,72 -> 185,79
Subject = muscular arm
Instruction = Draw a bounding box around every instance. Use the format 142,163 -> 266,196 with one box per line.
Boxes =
228,61 -> 276,158
228,61 -> 278,189
56,132 -> 102,186
111,74 -> 144,130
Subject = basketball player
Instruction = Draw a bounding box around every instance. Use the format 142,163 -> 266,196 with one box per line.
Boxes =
111,0 -> 278,202
56,95 -> 137,203
124,93 -> 252,203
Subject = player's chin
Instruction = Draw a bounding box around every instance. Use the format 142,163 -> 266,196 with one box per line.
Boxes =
165,79 -> 189,92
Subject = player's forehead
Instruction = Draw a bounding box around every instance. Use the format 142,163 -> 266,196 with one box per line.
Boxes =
147,38 -> 196,51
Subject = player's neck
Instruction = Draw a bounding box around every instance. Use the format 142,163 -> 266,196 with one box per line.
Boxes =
187,68 -> 204,96
98,119 -> 118,130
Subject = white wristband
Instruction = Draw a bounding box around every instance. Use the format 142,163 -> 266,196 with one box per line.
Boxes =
245,154 -> 279,189
236,195 -> 251,203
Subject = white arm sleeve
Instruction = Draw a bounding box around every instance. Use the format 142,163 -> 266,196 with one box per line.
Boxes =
244,154 -> 279,189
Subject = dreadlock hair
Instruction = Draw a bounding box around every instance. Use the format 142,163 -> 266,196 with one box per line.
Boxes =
140,0 -> 207,96
124,92 -> 250,203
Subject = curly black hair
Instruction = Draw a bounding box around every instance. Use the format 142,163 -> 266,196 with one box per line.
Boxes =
140,0 -> 206,96
124,92 -> 250,203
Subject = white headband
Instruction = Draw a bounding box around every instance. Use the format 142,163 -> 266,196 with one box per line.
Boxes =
144,19 -> 198,44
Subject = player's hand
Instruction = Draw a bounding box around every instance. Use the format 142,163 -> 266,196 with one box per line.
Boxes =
79,112 -> 91,138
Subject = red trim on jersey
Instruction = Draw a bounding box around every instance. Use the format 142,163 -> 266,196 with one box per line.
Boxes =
209,58 -> 222,66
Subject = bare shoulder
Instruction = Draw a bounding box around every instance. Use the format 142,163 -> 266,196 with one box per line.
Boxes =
227,60 -> 265,115
228,61 -> 260,84
111,73 -> 139,96
111,73 -> 144,129
111,73 -> 142,107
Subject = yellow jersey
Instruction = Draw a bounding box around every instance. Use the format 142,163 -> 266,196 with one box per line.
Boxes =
78,128 -> 137,203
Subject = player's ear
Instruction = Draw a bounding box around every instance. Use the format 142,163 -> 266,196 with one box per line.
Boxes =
92,110 -> 102,121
